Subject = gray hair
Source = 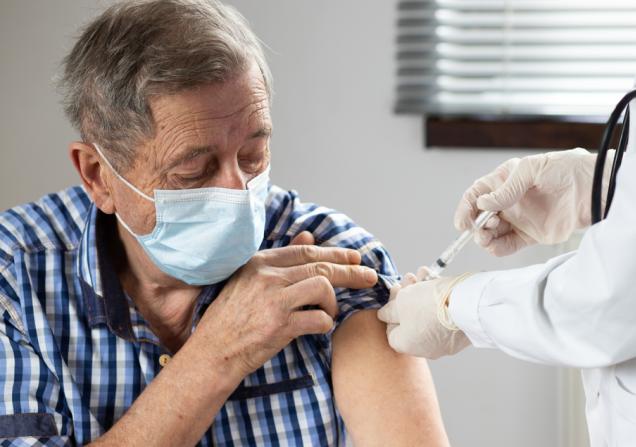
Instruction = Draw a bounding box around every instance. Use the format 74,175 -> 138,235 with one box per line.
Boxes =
59,0 -> 272,171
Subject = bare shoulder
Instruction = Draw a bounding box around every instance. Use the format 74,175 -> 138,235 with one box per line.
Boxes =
331,310 -> 450,447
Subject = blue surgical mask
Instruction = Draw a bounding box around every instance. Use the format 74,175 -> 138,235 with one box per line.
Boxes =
94,144 -> 269,286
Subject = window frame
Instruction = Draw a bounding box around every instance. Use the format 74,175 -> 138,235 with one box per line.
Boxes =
424,116 -> 623,150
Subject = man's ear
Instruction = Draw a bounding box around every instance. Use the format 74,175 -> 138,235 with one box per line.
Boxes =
69,142 -> 115,213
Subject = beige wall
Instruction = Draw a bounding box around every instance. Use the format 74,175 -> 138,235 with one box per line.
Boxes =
0,1 -> 567,445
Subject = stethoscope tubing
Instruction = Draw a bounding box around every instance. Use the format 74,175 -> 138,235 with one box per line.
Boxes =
591,89 -> 636,224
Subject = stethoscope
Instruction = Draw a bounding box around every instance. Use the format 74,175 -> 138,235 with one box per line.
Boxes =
591,89 -> 636,224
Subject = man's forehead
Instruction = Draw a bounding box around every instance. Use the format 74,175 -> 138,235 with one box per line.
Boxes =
150,65 -> 270,125
150,86 -> 270,129
131,65 -> 271,171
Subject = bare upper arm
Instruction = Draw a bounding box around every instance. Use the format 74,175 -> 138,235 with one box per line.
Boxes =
332,309 -> 450,447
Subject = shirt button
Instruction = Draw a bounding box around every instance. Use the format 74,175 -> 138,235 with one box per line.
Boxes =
159,354 -> 171,367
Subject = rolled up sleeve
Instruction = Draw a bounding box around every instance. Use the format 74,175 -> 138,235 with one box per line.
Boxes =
0,309 -> 73,446
265,188 -> 400,329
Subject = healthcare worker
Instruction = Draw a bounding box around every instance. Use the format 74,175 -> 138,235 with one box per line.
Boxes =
378,102 -> 636,445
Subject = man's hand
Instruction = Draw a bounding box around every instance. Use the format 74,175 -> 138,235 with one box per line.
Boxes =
378,269 -> 470,359
90,231 -> 377,447
454,148 -> 609,256
197,231 -> 379,377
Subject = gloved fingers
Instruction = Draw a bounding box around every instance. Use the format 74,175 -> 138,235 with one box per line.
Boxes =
453,199 -> 477,233
474,214 -> 502,245
401,272 -> 418,287
386,324 -> 412,355
486,230 -> 529,257
482,213 -> 501,230
476,157 -> 535,212
475,218 -> 513,248
453,177 -> 498,232
377,300 -> 400,324
416,265 -> 439,281
474,228 -> 494,247
455,158 -> 521,231
389,283 -> 401,301
389,272 -> 415,301
447,332 -> 472,356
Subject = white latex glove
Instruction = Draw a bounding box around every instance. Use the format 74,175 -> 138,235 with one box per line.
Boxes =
382,272 -> 418,337
454,148 -> 614,257
377,269 -> 472,359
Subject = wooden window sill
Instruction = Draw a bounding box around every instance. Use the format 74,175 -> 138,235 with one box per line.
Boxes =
425,116 -> 622,150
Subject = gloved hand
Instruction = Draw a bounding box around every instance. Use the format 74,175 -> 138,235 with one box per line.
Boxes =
454,148 -> 614,256
377,268 -> 472,359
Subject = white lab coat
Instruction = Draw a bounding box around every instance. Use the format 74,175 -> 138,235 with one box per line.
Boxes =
449,108 -> 636,446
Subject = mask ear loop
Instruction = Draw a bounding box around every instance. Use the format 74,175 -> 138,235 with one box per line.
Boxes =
113,212 -> 142,238
93,143 -> 155,202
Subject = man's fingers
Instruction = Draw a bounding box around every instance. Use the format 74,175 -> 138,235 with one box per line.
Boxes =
377,300 -> 400,324
289,309 -> 334,335
262,244 -> 361,267
289,231 -> 315,246
284,262 -> 378,289
283,276 -> 339,318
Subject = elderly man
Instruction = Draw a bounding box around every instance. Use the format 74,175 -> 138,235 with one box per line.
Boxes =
0,1 -> 448,446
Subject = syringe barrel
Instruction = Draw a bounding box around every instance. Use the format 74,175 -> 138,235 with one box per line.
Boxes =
473,210 -> 495,229
437,229 -> 473,266
422,211 -> 496,281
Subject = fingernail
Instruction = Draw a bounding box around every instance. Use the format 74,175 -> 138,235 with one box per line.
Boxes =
363,267 -> 378,282
349,250 -> 361,264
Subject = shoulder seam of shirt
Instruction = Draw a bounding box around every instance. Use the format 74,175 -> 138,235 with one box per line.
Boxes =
4,241 -> 74,255
0,235 -> 76,258
0,290 -> 26,336
0,186 -> 89,255
0,261 -> 27,336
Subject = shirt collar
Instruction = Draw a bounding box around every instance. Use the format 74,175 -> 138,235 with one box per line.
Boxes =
76,205 -> 135,340
76,205 -> 220,342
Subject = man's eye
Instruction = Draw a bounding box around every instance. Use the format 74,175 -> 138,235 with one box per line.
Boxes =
240,158 -> 260,168
240,153 -> 269,173
175,171 -> 208,184
241,161 -> 265,175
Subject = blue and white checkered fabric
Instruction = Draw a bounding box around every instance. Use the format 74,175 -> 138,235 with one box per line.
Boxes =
0,184 -> 398,446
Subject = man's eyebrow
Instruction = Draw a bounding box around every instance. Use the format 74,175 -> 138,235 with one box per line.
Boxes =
163,146 -> 212,172
249,127 -> 272,139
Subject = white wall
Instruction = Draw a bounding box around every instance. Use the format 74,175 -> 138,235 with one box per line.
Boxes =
1,1 -> 567,445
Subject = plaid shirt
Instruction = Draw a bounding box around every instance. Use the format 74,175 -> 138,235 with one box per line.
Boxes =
0,184 -> 397,446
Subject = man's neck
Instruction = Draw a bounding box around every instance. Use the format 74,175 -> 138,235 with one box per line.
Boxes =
113,221 -> 202,353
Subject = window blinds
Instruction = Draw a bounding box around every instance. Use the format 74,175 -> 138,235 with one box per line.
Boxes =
395,0 -> 636,119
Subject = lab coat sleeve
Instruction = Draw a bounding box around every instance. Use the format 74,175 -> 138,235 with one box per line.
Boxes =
449,151 -> 636,369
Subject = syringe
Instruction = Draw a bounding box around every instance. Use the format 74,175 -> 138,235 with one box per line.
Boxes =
421,210 -> 496,281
